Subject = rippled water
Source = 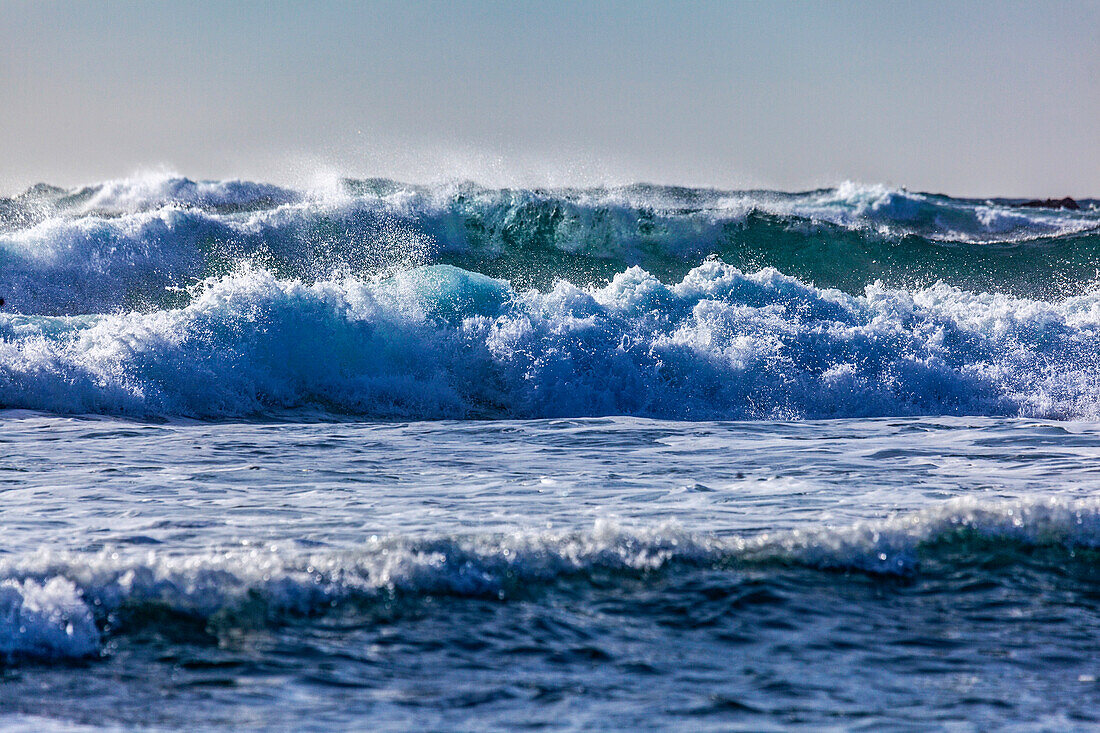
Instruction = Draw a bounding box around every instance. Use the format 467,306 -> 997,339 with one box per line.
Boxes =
2,413 -> 1099,729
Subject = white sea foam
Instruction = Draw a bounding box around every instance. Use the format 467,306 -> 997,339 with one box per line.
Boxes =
0,577 -> 98,660
73,174 -> 300,214
3,259 -> 1100,420
3,176 -> 1099,316
1,497 -> 1097,661
739,496 -> 1100,574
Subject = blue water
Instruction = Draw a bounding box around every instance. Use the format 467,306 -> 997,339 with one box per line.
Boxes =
2,177 -> 1099,729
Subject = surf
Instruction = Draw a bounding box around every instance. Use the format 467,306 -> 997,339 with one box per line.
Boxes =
1,260 -> 1099,420
2,496 -> 1097,663
3,176 -> 1100,316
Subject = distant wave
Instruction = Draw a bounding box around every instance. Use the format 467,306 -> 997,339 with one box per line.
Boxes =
2,261 -> 1099,420
4,175 -> 1099,422
2,497 -> 1097,662
2,176 -> 1099,314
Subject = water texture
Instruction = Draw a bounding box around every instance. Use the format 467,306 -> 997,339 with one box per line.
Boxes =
1,176 -> 1098,730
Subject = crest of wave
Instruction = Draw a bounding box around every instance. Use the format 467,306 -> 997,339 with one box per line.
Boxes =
1,497 -> 1098,661
2,260 -> 1100,420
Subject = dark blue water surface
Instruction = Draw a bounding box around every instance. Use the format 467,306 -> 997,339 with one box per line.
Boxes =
0,414 -> 1098,730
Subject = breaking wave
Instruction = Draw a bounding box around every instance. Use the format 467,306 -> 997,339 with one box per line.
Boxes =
2,176 -> 1099,315
3,175 -> 1099,421
2,260 -> 1100,420
2,497 -> 1098,662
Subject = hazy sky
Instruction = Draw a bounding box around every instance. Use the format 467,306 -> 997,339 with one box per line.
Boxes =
2,1 -> 1097,195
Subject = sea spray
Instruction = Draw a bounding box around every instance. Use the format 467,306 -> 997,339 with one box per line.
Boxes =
3,177 -> 1100,315
1,261 -> 1099,420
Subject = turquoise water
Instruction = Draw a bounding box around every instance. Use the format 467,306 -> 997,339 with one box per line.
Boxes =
1,178 -> 1099,729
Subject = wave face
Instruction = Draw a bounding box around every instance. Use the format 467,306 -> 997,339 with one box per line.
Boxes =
2,176 -> 1099,315
2,176 -> 1099,420
1,497 -> 1097,662
1,261 -> 1100,419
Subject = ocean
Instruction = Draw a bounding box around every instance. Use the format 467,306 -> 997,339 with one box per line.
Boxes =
1,177 -> 1099,730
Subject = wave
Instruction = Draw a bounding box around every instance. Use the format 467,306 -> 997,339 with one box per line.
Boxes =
2,497 -> 1097,662
8,176 -> 1096,240
3,176 -> 1099,314
2,260 -> 1100,420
